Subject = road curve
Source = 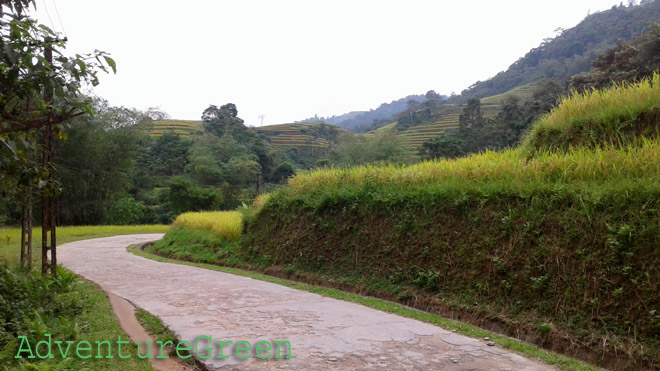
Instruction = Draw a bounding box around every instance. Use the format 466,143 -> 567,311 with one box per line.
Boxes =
59,235 -> 556,370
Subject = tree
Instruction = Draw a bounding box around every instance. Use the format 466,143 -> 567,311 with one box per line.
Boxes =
458,97 -> 484,129
166,177 -> 223,216
149,132 -> 190,177
202,103 -> 244,137
1,0 -> 115,199
425,90 -> 442,101
330,132 -> 406,166
272,162 -> 296,183
419,134 -> 466,160
55,101 -> 144,225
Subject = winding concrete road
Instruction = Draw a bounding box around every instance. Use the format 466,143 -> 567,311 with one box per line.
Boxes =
59,235 -> 556,370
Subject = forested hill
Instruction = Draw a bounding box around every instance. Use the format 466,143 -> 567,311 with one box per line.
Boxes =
299,1 -> 659,131
453,0 -> 660,101
295,94 -> 429,131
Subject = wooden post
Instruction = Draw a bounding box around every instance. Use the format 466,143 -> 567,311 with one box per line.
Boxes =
20,191 -> 32,270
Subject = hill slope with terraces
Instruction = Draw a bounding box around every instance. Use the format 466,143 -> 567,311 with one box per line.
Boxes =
367,82 -> 540,155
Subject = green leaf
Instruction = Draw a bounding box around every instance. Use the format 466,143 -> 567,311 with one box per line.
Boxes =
80,103 -> 93,117
37,24 -> 55,35
103,56 -> 117,74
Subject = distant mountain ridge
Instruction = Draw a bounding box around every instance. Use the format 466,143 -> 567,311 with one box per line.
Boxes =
295,94 -> 429,131
296,0 -> 660,131
454,0 -> 660,102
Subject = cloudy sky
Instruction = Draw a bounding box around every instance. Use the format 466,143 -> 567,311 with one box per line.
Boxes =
33,0 -> 619,126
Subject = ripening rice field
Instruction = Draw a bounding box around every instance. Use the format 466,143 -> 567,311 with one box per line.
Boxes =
0,225 -> 170,266
172,211 -> 243,242
146,120 -> 203,138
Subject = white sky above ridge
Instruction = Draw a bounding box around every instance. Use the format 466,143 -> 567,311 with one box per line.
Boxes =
33,0 -> 620,126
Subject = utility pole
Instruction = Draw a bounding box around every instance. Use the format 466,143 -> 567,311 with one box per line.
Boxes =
41,40 -> 57,277
255,172 -> 263,194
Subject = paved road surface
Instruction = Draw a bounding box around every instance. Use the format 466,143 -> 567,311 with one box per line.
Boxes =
59,235 -> 556,370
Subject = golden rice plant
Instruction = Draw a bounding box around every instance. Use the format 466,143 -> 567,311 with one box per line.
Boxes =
286,139 -> 660,192
172,211 -> 243,242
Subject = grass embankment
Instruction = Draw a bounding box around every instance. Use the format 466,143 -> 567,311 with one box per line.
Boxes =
0,225 -> 169,371
241,77 -> 660,369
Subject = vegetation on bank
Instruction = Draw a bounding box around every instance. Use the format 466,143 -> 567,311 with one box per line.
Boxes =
0,225 -> 171,371
524,73 -> 660,153
243,76 -> 660,368
152,212 -> 243,265
0,266 -> 155,371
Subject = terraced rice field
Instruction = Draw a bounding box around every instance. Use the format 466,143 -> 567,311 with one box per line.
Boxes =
257,122 -> 347,153
146,120 -> 203,138
479,82 -> 539,116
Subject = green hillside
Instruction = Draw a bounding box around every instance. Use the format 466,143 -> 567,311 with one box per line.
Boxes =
454,0 -> 660,101
143,120 -> 352,157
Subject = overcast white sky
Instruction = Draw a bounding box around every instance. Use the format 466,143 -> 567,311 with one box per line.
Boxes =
33,0 -> 619,126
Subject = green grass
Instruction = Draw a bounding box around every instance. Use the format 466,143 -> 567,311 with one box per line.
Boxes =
135,309 -> 177,346
130,242 -> 596,371
0,266 -> 154,371
150,226 -> 241,265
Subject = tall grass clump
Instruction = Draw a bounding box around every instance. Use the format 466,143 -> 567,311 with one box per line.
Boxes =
172,211 -> 242,242
522,73 -> 660,153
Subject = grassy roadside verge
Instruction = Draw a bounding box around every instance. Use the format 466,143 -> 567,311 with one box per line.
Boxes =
129,242 -> 598,371
0,225 -> 169,371
0,225 -> 169,267
135,308 -> 204,370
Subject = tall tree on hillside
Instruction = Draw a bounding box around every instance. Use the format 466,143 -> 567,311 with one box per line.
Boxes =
458,98 -> 484,129
202,103 -> 244,137
200,103 -> 275,180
